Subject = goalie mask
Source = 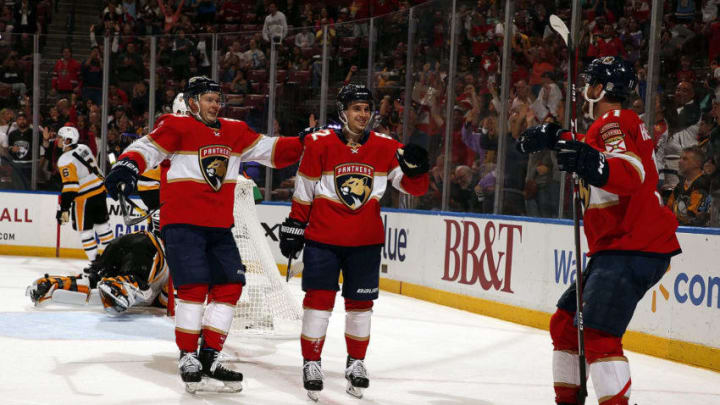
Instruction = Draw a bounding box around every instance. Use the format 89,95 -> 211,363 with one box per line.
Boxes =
337,84 -> 375,136
57,126 -> 79,148
581,56 -> 637,119
184,76 -> 224,124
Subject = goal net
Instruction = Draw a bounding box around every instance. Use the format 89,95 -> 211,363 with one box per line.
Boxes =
230,175 -> 302,338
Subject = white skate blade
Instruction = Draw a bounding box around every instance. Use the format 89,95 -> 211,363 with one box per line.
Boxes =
346,382 -> 364,399
307,390 -> 320,402
184,377 -> 243,393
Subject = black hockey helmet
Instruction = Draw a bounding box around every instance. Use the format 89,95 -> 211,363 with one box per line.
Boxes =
336,84 -> 375,114
581,56 -> 637,100
184,75 -> 223,103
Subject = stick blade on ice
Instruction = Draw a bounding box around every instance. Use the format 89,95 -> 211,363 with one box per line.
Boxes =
549,14 -> 569,45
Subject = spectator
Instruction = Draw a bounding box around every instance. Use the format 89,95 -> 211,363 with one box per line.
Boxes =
195,0 -> 216,25
217,0 -> 244,23
115,42 -> 145,95
676,54 -> 697,83
81,46 -> 104,107
675,80 -> 701,131
0,56 -> 27,98
130,82 -> 149,117
170,28 -> 194,80
242,39 -> 266,70
231,70 -> 249,94
0,108 -> 17,156
262,2 -> 287,44
52,47 -> 81,97
12,0 -> 36,33
524,147 -> 560,218
450,165 -> 479,212
527,46 -> 555,96
530,71 -> 562,122
6,111 -> 34,183
158,0 -> 185,33
295,27 -> 315,48
587,22 -> 626,58
667,146 -> 711,226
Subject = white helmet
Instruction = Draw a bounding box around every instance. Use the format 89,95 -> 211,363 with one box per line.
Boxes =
173,92 -> 188,115
57,126 -> 79,146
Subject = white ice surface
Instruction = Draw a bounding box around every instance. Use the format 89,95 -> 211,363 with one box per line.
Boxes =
1,255 -> 719,405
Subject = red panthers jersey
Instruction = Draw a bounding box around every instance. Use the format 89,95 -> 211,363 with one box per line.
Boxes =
120,114 -> 302,228
290,129 -> 429,246
565,109 -> 681,256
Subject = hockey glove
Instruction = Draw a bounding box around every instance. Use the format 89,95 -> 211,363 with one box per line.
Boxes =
98,275 -> 145,314
279,217 -> 306,259
516,122 -> 566,154
396,143 -> 430,177
105,158 -> 139,200
297,125 -> 328,144
555,140 -> 610,187
56,209 -> 69,225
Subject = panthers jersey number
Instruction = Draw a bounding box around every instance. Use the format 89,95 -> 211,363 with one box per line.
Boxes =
309,129 -> 332,141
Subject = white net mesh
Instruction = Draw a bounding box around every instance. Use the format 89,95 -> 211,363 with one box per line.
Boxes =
231,176 -> 302,338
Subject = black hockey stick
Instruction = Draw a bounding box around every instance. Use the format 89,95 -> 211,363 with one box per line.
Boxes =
118,184 -> 162,226
549,13 -> 587,405
286,256 -> 293,282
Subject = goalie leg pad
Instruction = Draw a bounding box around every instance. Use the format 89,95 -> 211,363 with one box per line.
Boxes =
27,274 -> 91,305
175,284 -> 208,353
97,275 -> 141,314
344,299 -> 372,359
301,290 -> 336,361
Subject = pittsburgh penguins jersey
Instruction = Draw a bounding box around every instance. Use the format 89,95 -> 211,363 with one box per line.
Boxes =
290,128 -> 429,246
57,144 -> 106,210
119,114 -> 303,228
566,109 -> 681,256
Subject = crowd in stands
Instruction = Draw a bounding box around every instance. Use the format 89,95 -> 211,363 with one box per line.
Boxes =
1,0 -> 720,228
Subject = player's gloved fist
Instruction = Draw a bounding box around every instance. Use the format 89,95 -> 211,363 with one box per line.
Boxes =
516,122 -> 566,154
105,158 -> 139,200
279,217 -> 306,259
555,140 -> 610,187
396,143 -> 429,177
56,209 -> 69,225
297,125 -> 328,144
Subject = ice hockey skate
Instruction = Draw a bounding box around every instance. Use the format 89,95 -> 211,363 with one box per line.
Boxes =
178,351 -> 203,393
303,359 -> 323,401
345,356 -> 369,399
194,348 -> 243,393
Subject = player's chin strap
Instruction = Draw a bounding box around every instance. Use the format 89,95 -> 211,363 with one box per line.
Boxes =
188,95 -> 220,128
583,84 -> 605,120
338,110 -> 374,138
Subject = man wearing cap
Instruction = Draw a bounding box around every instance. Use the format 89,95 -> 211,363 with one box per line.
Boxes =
7,111 -> 35,185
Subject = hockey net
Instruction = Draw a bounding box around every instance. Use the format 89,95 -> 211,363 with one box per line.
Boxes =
230,175 -> 302,338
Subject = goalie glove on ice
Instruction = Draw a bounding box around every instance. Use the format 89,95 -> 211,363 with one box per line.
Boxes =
279,217 -> 306,259
396,143 -> 429,177
516,122 -> 566,154
105,158 -> 139,200
555,140 -> 610,187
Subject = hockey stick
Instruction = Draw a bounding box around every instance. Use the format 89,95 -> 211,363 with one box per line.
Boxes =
55,195 -> 61,258
117,184 -> 162,226
550,13 -> 587,405
285,256 -> 293,282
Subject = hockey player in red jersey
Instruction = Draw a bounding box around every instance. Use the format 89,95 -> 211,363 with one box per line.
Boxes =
104,76 -> 304,393
278,84 -> 430,401
518,57 -> 681,405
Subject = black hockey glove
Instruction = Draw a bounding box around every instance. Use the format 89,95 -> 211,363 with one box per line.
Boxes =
555,140 -> 610,187
56,208 -> 69,225
516,122 -> 566,154
396,143 -> 429,177
297,125 -> 328,144
105,158 -> 139,200
279,217 -> 306,259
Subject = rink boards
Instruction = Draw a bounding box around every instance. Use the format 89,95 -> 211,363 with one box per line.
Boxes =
1,190 -> 718,371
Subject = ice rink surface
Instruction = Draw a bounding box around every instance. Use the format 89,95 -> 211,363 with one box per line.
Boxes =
1,255 -> 719,405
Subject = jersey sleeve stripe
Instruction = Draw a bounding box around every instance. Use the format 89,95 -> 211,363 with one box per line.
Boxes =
606,151 -> 645,182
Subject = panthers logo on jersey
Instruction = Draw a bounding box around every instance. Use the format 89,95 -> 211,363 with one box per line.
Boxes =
198,145 -> 231,191
334,163 -> 374,210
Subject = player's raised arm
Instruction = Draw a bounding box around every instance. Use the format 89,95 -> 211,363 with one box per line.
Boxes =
390,142 -> 430,196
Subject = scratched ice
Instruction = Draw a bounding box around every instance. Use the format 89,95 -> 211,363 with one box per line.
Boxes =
1,255 -> 718,404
